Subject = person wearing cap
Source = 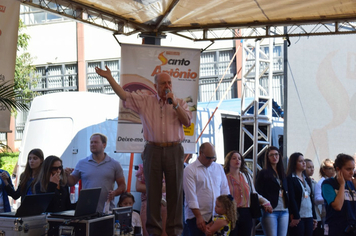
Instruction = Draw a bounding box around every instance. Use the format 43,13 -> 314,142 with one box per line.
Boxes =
95,67 -> 192,236
183,142 -> 230,236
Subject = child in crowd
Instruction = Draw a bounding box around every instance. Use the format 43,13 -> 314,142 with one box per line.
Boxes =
206,194 -> 237,236
118,192 -> 142,233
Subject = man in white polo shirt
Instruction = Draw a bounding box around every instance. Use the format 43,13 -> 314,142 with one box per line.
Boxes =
66,133 -> 126,212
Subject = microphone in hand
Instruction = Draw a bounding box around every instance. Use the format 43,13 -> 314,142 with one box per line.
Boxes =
165,89 -> 173,104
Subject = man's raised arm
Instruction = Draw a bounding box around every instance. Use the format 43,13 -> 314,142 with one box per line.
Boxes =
64,168 -> 80,187
95,66 -> 127,101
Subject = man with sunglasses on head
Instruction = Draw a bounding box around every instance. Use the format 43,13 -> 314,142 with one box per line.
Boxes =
65,133 -> 126,212
183,142 -> 230,236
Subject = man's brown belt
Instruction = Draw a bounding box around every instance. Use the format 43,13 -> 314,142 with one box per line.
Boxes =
146,141 -> 181,147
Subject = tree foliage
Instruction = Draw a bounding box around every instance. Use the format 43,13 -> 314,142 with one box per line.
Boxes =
14,19 -> 38,103
0,152 -> 18,175
0,19 -> 38,113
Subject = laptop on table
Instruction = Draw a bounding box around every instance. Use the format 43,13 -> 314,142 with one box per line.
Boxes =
0,192 -> 54,217
50,187 -> 101,219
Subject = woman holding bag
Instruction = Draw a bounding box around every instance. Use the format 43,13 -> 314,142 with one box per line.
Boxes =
224,150 -> 272,236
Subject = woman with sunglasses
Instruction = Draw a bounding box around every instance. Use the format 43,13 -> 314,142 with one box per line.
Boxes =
224,150 -> 272,236
1,148 -> 44,200
35,155 -> 74,212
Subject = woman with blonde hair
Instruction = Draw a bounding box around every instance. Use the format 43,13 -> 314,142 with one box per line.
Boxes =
314,158 -> 335,235
315,159 -> 335,204
205,194 -> 238,236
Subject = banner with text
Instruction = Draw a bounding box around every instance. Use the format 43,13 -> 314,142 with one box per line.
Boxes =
0,0 -> 20,132
116,44 -> 200,153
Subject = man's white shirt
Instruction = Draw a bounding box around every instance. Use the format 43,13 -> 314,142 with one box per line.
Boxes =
183,159 -> 230,222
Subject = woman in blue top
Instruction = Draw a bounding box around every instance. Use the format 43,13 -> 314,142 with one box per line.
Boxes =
0,169 -> 13,212
322,153 -> 356,236
0,149 -> 44,200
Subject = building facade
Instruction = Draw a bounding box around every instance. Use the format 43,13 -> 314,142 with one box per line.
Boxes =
1,5 -> 284,149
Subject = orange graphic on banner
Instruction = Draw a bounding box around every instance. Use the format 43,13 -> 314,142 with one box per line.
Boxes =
166,51 -> 180,56
158,52 -> 168,65
151,66 -> 198,80
0,5 -> 6,13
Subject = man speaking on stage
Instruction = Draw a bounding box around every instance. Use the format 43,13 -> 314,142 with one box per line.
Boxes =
96,66 -> 192,236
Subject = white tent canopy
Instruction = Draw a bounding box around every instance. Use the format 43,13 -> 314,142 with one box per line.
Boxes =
21,0 -> 356,40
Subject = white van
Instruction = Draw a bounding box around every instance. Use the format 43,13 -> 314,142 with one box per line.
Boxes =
15,92 -> 143,210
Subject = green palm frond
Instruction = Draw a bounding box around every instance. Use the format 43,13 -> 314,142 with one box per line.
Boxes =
0,81 -> 29,112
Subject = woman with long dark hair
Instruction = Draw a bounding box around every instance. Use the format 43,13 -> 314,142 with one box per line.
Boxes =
256,146 -> 289,236
322,153 -> 356,236
224,150 -> 272,236
0,148 -> 44,200
287,152 -> 317,236
35,155 -> 73,212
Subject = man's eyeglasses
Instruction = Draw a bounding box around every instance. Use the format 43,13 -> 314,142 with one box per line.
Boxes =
51,166 -> 63,171
204,154 -> 216,160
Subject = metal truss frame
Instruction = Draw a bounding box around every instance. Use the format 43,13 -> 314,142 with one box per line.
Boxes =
20,0 -> 150,35
172,21 -> 356,41
240,38 -> 273,183
21,0 -> 356,41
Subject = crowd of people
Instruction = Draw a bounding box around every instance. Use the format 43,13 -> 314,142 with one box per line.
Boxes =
182,145 -> 356,236
1,141 -> 355,236
0,133 -> 127,215
0,69 -> 355,236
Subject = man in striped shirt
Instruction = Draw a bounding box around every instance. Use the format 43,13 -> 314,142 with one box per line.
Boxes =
95,66 -> 192,236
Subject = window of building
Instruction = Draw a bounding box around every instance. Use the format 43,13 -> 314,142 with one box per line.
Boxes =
199,49 -> 237,102
31,64 -> 78,94
20,4 -> 72,25
87,60 -> 120,94
15,110 -> 28,140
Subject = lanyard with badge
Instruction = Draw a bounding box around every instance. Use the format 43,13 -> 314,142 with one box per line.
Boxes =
276,177 -> 284,197
297,176 -> 309,198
